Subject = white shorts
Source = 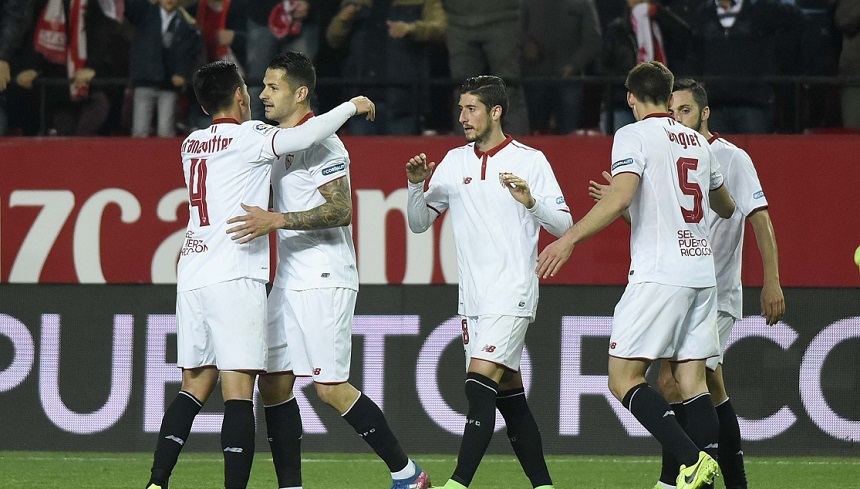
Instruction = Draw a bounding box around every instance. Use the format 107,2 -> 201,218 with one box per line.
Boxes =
462,315 -> 530,372
266,286 -> 356,383
706,311 -> 738,371
175,278 -> 267,371
609,282 -> 720,362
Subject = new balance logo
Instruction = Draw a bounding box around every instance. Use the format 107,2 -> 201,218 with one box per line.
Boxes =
463,177 -> 472,184
663,410 -> 674,418
165,435 -> 185,445
223,447 -> 244,453
481,344 -> 497,353
705,443 -> 719,450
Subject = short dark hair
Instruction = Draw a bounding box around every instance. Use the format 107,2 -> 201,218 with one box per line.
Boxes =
673,78 -> 709,111
459,75 -> 509,123
268,51 -> 316,95
192,60 -> 244,115
625,61 -> 674,106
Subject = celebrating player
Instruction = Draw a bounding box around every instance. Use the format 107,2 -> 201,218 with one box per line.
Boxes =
538,61 -> 736,489
145,59 -> 374,489
225,52 -> 430,489
406,75 -> 572,489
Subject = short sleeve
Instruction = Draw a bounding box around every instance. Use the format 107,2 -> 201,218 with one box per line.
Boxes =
726,148 -> 767,216
610,126 -> 646,177
308,143 -> 349,187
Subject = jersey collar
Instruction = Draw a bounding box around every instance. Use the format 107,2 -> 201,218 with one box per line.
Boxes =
211,118 -> 240,125
474,134 -> 514,158
708,132 -> 721,144
642,113 -> 673,120
295,111 -> 314,126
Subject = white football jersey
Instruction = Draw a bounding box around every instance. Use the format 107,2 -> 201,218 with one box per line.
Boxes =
708,134 -> 768,318
610,114 -> 724,287
177,119 -> 282,291
421,137 -> 570,319
271,115 -> 358,291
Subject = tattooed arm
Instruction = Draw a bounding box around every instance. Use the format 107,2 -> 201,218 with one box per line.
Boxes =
282,176 -> 352,230
226,177 -> 352,244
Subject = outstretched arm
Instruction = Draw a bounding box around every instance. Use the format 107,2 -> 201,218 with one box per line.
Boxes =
589,171 -> 631,225
537,172 -> 639,278
270,97 -> 375,155
747,208 -> 785,325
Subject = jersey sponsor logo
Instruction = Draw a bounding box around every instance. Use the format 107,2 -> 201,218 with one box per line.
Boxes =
180,231 -> 208,256
253,123 -> 276,135
556,196 -> 565,205
321,162 -> 346,176
611,158 -> 633,171
677,229 -> 712,257
463,177 -> 473,184
753,190 -> 765,199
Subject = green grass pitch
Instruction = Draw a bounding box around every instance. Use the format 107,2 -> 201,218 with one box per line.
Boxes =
2,451 -> 858,488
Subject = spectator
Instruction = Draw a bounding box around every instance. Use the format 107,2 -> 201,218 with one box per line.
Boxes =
600,0 -> 690,133
836,0 -> 860,130
12,0 -> 128,136
326,0 -> 446,135
443,0 -> 529,135
246,0 -> 321,121
686,0 -> 805,134
127,0 -> 203,137
0,0 -> 36,136
521,0 -> 602,135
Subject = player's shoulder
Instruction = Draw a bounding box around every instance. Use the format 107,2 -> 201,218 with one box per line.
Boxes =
243,120 -> 278,136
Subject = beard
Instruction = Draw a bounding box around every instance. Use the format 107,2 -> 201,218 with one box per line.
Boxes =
464,123 -> 491,144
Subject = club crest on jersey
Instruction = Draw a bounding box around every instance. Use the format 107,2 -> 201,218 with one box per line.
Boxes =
753,190 -> 765,199
463,177 -> 472,184
612,158 -> 633,171
284,154 -> 294,170
253,123 -> 276,135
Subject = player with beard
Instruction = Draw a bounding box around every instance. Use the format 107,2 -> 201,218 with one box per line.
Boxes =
405,75 -> 572,489
226,51 -> 430,489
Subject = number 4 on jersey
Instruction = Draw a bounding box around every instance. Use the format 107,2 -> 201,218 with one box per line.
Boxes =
189,158 -> 210,226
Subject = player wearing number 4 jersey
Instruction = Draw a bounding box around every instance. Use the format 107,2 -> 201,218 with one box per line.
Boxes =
537,61 -> 736,489
145,59 -> 374,489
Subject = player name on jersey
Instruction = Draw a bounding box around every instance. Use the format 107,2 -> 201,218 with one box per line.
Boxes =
183,135 -> 234,154
664,127 -> 701,149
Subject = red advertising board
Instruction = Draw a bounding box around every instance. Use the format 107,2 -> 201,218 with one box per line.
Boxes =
1,135 -> 857,286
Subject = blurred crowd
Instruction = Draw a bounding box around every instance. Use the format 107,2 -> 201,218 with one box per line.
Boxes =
0,0 -> 857,137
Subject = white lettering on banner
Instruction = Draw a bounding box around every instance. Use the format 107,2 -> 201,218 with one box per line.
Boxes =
415,316 -> 532,434
151,189 -> 187,283
8,191 -> 75,282
0,311 -> 858,444
800,317 -> 860,442
727,317 -> 798,441
40,313 -> 133,434
559,316 -> 648,437
352,315 -> 421,412
73,189 -> 141,283
355,189 -> 434,284
0,314 -> 35,392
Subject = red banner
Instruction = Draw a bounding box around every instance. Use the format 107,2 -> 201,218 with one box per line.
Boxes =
1,135 -> 857,286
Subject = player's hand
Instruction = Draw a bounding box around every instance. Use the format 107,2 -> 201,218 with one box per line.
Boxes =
73,67 -> 95,88
386,20 -> 413,39
350,95 -> 376,120
406,153 -> 436,184
760,280 -> 785,326
589,171 -> 612,202
536,236 -> 575,279
16,69 -> 38,90
0,60 -> 10,92
226,204 -> 285,244
499,172 -> 535,208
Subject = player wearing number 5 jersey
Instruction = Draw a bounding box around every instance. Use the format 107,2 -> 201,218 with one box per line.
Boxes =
537,61 -> 735,489
145,59 -> 374,489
